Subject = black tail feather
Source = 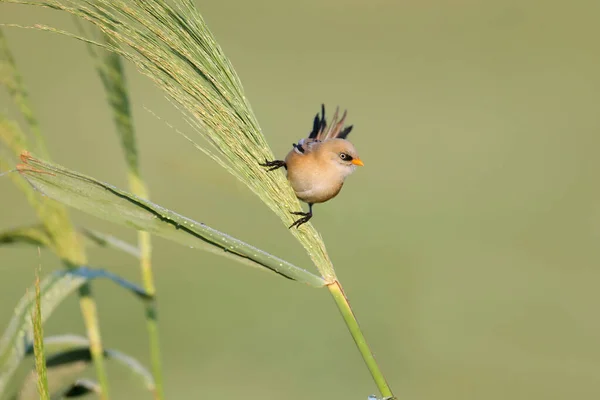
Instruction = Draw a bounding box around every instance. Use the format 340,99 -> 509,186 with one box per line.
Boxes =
338,125 -> 353,139
307,104 -> 353,141
308,114 -> 320,139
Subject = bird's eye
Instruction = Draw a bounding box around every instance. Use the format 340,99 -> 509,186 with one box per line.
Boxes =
339,153 -> 353,161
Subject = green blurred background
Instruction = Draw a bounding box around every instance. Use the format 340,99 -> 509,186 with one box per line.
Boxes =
2,1 -> 600,399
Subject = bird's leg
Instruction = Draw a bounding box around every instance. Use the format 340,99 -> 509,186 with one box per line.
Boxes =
259,159 -> 287,171
289,203 -> 313,229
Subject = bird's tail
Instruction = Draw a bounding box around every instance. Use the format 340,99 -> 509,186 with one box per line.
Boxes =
308,104 -> 353,141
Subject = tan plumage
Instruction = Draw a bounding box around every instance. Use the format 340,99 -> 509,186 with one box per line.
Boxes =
260,105 -> 364,228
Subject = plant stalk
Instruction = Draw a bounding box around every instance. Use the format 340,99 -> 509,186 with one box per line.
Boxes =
327,280 -> 394,399
59,230 -> 110,400
32,274 -> 50,400
77,285 -> 110,400
131,175 -> 164,400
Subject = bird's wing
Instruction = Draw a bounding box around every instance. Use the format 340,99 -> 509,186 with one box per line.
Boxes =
307,104 -> 354,141
292,137 -> 320,155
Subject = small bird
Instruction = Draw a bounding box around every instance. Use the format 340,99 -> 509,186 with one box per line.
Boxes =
260,104 -> 364,228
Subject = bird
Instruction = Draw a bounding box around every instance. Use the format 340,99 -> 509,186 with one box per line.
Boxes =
260,104 -> 364,229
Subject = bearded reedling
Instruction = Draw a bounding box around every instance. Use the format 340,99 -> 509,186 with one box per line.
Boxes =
260,105 -> 364,228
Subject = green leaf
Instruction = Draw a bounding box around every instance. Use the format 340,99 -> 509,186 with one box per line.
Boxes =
15,337 -> 92,400
57,379 -> 99,398
0,267 -> 151,396
0,224 -> 141,258
79,227 -> 140,259
41,335 -> 154,394
70,267 -> 150,300
104,348 -> 154,394
17,335 -> 152,399
18,153 -> 325,287
0,225 -> 53,248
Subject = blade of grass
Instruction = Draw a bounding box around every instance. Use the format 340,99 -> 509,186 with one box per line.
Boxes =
31,273 -> 50,400
19,335 -> 153,399
0,224 -> 53,248
17,152 -> 325,287
56,380 -> 100,399
0,267 -> 151,396
0,223 -> 141,262
39,335 -> 155,393
79,227 -> 141,259
19,352 -> 90,400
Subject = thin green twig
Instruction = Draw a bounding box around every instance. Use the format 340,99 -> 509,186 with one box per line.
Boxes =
328,281 -> 394,399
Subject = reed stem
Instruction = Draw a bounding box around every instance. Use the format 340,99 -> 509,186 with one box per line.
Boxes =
130,175 -> 164,400
77,285 -> 110,400
327,280 -> 395,399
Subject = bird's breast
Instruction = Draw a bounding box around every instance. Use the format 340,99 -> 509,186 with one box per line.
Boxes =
286,163 -> 344,204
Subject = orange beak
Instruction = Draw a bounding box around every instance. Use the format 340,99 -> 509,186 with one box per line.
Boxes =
351,158 -> 364,166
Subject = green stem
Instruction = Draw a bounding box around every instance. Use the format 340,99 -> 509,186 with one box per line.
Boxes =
77,284 -> 110,400
132,177 -> 164,400
145,300 -> 163,400
59,231 -> 111,400
32,275 -> 50,400
328,280 -> 394,399
140,233 -> 164,400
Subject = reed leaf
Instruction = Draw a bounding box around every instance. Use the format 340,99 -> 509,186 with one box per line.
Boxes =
17,335 -> 154,399
0,224 -> 141,259
0,225 -> 53,249
56,380 -> 99,398
79,227 -> 140,259
17,152 -> 325,287
0,267 -> 151,396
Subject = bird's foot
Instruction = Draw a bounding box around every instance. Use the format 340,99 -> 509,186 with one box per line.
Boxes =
259,159 -> 286,171
289,210 -> 312,229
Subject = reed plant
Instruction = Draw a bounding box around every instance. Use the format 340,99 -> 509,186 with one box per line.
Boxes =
0,1 -> 395,398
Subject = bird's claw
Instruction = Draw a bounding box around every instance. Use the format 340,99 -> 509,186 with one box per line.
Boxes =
288,210 -> 312,229
259,159 -> 286,171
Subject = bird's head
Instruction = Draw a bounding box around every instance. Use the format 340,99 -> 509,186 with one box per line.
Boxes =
319,138 -> 364,178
